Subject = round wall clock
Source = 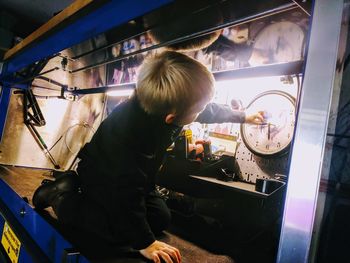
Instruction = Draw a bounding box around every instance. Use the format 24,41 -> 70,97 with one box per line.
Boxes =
249,21 -> 305,66
241,90 -> 296,157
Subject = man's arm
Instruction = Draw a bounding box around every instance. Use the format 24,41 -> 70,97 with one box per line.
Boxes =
195,102 -> 246,124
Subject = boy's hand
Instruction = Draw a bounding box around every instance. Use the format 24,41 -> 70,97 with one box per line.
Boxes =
245,111 -> 265,124
140,240 -> 181,263
188,143 -> 204,155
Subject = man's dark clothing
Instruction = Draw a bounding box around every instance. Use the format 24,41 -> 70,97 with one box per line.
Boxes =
56,95 -> 245,251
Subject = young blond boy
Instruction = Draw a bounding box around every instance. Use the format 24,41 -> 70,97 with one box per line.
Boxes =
33,51 -> 263,263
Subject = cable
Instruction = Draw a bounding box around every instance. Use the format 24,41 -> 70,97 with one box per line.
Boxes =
48,123 -> 95,153
64,123 -> 95,154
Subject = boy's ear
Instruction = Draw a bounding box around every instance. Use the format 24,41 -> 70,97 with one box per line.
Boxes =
165,113 -> 176,124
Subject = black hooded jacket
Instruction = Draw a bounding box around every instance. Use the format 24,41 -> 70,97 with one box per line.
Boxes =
77,95 -> 245,249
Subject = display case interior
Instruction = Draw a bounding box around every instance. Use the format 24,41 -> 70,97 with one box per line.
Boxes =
0,1 -> 312,262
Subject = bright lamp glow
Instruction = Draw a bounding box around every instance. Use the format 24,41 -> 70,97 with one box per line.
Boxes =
106,89 -> 134,97
214,76 -> 298,106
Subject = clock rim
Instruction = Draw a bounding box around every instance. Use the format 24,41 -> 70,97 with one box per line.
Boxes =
240,90 -> 296,158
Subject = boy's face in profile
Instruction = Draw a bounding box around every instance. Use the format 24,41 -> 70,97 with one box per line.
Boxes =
173,100 -> 209,126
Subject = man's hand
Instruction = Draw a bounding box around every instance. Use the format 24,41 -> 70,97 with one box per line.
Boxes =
245,111 -> 265,124
140,240 -> 181,263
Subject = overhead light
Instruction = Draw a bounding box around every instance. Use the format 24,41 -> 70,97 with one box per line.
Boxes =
106,89 -> 134,97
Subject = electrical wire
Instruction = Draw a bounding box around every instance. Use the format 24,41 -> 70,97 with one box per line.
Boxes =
64,123 -> 95,154
32,95 -> 62,99
48,123 -> 95,154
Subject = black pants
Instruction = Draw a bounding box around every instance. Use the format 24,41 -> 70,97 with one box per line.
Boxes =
55,187 -> 171,259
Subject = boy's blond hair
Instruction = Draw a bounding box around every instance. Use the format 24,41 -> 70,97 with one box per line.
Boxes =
136,51 -> 214,116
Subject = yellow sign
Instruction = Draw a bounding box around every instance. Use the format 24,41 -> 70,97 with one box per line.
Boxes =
1,222 -> 21,263
209,132 -> 238,156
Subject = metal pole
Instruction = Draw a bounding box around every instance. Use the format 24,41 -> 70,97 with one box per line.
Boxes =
0,85 -> 11,143
277,0 -> 346,262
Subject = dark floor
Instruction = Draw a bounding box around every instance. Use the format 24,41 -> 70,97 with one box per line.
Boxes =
87,231 -> 235,263
0,165 -> 236,263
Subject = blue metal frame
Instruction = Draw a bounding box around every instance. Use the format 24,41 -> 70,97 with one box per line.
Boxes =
0,85 -> 11,143
0,1 -> 173,262
0,179 -> 89,262
0,0 -> 173,140
1,0 -> 173,77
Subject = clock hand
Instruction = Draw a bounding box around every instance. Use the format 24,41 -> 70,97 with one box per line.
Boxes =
268,122 -> 271,140
276,36 -> 281,54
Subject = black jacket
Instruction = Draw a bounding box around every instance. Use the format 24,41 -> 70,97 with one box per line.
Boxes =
78,95 -> 245,249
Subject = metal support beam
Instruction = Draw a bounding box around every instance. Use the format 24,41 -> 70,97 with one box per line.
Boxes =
277,0 -> 346,262
0,85 -> 11,143
2,0 -> 173,77
0,179 -> 89,262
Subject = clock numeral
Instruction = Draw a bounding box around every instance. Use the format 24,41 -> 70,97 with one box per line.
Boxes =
287,133 -> 291,138
277,142 -> 281,148
266,145 -> 270,150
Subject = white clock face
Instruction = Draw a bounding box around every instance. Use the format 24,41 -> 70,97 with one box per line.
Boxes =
249,21 -> 305,66
241,91 -> 296,156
